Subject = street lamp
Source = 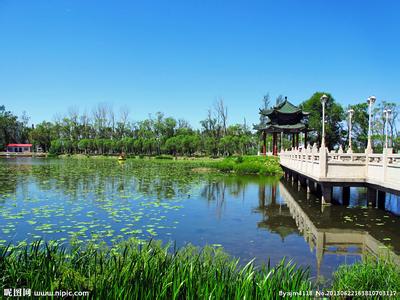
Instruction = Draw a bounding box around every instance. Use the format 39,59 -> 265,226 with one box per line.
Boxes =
366,95 -> 376,153
347,109 -> 354,153
383,108 -> 392,150
320,94 -> 328,148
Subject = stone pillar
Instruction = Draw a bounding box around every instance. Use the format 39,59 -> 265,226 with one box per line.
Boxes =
307,179 -> 316,194
321,183 -> 332,205
377,190 -> 386,210
287,171 -> 292,182
342,186 -> 350,206
299,176 -> 307,188
319,146 -> 327,178
292,172 -> 298,185
367,187 -> 377,207
316,183 -> 322,197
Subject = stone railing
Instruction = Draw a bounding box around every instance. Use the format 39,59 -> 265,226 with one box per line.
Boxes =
279,145 -> 400,191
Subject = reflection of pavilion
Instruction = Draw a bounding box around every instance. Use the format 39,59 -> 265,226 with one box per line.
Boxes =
255,185 -> 299,241
278,179 -> 400,280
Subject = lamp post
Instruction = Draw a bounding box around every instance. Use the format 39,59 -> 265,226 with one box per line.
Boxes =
347,109 -> 354,153
383,108 -> 392,150
320,94 -> 328,149
366,96 -> 376,153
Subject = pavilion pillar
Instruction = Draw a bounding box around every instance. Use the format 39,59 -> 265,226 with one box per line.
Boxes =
272,132 -> 278,156
262,131 -> 266,155
292,133 -> 295,149
296,133 -> 299,148
304,131 -> 308,147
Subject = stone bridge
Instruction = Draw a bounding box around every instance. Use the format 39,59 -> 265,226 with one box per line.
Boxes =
279,145 -> 400,204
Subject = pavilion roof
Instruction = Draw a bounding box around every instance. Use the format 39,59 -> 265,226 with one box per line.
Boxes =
260,99 -> 309,116
254,97 -> 311,133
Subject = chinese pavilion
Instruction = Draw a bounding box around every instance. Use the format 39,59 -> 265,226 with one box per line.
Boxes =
254,97 -> 311,156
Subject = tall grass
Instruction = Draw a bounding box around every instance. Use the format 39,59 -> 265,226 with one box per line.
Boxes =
1,239 -> 311,299
332,254 -> 400,293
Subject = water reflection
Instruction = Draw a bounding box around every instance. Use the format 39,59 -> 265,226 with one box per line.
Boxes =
1,158 -> 399,281
196,175 -> 400,281
278,180 -> 400,281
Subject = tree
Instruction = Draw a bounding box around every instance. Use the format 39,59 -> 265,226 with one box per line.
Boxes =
300,92 -> 345,149
215,98 -> 228,136
275,95 -> 284,105
0,105 -> 19,149
29,121 -> 55,152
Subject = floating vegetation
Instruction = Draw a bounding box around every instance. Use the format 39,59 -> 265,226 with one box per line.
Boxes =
0,158 -> 221,247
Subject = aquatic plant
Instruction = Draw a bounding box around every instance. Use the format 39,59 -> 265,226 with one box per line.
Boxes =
332,254 -> 400,293
0,239 -> 312,299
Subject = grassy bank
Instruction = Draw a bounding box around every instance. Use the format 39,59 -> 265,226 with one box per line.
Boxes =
1,240 -> 310,299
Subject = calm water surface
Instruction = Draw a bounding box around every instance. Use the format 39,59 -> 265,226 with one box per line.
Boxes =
1,158 -> 399,283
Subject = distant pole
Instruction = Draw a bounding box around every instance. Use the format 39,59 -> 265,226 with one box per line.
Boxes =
366,96 -> 376,153
320,94 -> 328,149
383,108 -> 392,150
347,109 -> 354,153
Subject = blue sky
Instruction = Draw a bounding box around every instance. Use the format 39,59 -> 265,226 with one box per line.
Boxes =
0,0 -> 399,127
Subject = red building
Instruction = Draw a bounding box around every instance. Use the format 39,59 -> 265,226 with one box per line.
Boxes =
6,144 -> 32,153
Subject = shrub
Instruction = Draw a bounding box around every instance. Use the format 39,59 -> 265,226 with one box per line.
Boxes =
234,162 -> 261,174
215,160 -> 235,172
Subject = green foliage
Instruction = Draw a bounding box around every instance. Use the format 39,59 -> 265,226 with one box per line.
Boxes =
332,255 -> 400,294
346,103 -> 369,152
155,154 -> 174,160
0,105 -> 30,150
215,155 -> 283,176
0,240 -> 312,299
300,92 -> 345,149
372,100 -> 399,152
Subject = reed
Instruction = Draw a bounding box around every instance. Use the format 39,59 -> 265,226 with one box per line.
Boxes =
332,254 -> 400,293
1,239 -> 311,299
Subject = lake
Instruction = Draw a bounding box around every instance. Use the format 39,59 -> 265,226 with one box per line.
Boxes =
1,157 -> 399,283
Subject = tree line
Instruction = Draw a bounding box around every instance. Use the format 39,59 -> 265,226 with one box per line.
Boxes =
1,93 -> 399,156
1,100 -> 256,156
